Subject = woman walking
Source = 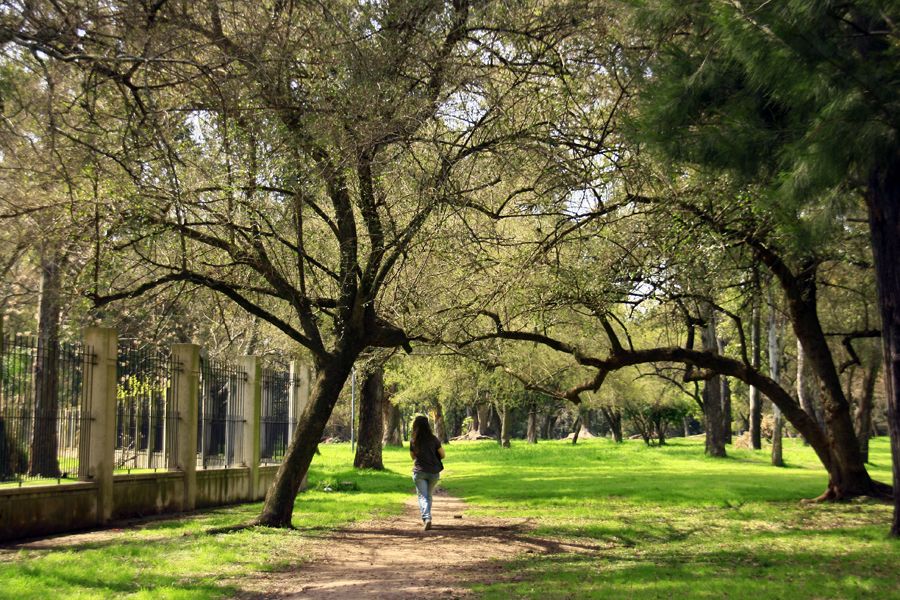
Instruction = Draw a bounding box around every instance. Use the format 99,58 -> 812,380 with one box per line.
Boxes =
410,415 -> 445,530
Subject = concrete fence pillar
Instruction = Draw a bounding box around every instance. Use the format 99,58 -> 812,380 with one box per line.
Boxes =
83,327 -> 117,525
171,344 -> 199,511
288,361 -> 312,490
238,356 -> 261,491
287,361 -> 311,445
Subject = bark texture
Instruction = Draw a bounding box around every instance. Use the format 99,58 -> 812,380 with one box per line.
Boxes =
865,152 -> 900,536
354,366 -> 385,470
853,364 -> 878,463
29,251 -> 62,478
702,311 -> 727,457
476,403 -> 492,436
257,357 -> 354,527
769,292 -> 784,467
717,337 -> 733,444
432,401 -> 448,444
602,407 -> 623,442
749,302 -> 763,449
500,405 -> 512,448
382,395 -> 403,447
526,405 -> 538,444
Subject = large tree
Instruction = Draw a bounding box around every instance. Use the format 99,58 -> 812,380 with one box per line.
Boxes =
629,0 -> 899,528
0,0 -> 595,526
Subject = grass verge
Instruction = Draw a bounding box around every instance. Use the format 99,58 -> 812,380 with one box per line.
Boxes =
0,437 -> 896,599
0,446 -> 411,599
432,436 -> 899,599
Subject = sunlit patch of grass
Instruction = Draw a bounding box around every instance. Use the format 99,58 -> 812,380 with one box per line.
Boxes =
0,445 -> 413,599
436,436 -> 898,599
0,437 -> 895,599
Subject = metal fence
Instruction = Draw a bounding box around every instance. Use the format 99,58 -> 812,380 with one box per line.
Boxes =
0,336 -> 92,485
115,345 -> 179,473
197,357 -> 246,469
260,368 -> 291,464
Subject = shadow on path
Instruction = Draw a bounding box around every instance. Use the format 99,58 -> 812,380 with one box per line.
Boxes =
233,492 -> 598,599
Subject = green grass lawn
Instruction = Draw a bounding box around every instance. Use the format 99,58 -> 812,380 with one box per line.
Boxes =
0,437 -> 896,599
432,437 -> 899,600
0,446 -> 412,599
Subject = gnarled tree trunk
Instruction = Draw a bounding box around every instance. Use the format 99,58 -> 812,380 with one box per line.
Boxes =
797,339 -> 827,443
476,403 -> 492,436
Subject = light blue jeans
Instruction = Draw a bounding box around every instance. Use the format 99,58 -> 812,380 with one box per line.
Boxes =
412,471 -> 440,521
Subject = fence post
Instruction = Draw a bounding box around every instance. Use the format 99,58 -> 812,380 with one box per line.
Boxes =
287,362 -> 312,444
288,361 -> 312,490
238,356 -> 261,495
83,327 -> 117,525
171,344 -> 199,511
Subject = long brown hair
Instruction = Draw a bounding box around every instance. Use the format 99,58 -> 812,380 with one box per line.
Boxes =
410,415 -> 435,456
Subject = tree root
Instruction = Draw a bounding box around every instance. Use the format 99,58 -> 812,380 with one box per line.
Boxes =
801,480 -> 894,504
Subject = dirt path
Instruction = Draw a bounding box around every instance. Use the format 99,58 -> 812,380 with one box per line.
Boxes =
234,489 -> 594,599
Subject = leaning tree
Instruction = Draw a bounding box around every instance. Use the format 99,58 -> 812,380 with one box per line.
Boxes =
628,0 -> 898,528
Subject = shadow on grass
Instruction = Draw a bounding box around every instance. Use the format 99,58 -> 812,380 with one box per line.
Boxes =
475,538 -> 900,600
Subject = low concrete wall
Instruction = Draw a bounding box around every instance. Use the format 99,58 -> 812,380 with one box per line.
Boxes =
0,465 -> 284,542
0,483 -> 98,542
258,466 -> 279,496
196,468 -> 253,508
112,472 -> 185,520
194,465 -> 279,509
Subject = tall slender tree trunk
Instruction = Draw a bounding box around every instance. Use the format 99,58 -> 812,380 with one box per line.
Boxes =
717,337 -> 732,444
526,404 -> 538,444
854,364 -> 878,464
749,302 -> 763,449
29,250 -> 62,478
257,355 -> 355,527
500,404 -> 512,448
865,152 -> 900,536
353,366 -> 384,470
769,293 -> 784,467
702,309 -> 727,457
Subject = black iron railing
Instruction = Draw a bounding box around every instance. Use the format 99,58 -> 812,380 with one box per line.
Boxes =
0,336 -> 92,485
115,344 -> 179,473
260,368 -> 291,464
197,357 -> 246,469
